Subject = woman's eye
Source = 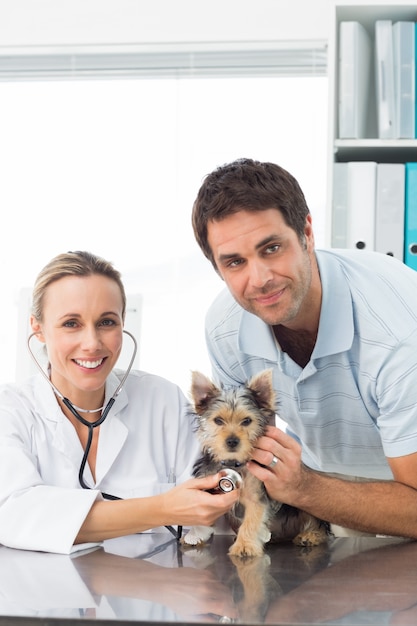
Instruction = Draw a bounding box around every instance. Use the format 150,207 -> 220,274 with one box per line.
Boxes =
63,320 -> 78,328
100,318 -> 115,326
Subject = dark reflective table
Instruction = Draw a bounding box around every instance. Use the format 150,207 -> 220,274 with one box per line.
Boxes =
0,533 -> 416,625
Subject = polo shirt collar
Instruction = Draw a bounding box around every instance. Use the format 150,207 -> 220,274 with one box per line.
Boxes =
238,310 -> 279,361
314,250 -> 354,358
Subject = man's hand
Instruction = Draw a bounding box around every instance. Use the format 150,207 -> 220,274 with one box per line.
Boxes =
246,425 -> 307,506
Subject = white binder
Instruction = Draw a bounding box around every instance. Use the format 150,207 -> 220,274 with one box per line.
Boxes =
375,163 -> 405,260
338,21 -> 373,138
375,20 -> 396,139
332,162 -> 349,248
393,21 -> 415,139
346,162 -> 377,251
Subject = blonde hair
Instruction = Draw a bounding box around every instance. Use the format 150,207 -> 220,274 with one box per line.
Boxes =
31,251 -> 126,322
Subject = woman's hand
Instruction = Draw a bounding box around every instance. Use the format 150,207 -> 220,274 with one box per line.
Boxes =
76,472 -> 239,545
160,473 -> 239,528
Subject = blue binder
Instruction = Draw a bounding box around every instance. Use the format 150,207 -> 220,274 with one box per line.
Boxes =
404,162 -> 417,270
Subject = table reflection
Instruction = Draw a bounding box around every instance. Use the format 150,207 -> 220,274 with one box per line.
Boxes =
0,533 -> 415,625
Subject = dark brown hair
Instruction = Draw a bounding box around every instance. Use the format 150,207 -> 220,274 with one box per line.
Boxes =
192,158 -> 310,268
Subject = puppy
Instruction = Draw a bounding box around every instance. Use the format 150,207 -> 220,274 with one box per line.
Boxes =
182,369 -> 329,558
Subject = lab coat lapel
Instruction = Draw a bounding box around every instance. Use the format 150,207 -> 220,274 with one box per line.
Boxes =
94,373 -> 129,484
33,372 -> 128,487
34,374 -> 89,469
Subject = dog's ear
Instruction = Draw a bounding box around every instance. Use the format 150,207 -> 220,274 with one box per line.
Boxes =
246,369 -> 276,411
190,371 -> 221,414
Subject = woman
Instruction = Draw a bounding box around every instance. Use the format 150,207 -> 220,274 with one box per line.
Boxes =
0,251 -> 237,553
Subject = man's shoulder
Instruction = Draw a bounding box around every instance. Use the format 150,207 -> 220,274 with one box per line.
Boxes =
317,248 -> 417,285
317,249 -> 417,334
318,247 -> 409,270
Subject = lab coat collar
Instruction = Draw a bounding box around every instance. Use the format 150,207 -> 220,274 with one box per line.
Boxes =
32,371 -> 129,486
32,370 -> 129,422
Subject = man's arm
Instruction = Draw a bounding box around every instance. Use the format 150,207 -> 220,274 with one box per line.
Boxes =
247,426 -> 417,538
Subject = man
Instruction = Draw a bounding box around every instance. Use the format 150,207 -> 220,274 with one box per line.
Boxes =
192,157 -> 417,538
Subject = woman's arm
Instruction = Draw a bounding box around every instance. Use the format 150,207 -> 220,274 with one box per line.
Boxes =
75,473 -> 238,544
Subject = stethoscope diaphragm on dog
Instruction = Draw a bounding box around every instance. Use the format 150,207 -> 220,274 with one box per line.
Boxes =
209,468 -> 243,494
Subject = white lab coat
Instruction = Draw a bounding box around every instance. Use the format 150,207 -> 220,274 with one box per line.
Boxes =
0,369 -> 200,554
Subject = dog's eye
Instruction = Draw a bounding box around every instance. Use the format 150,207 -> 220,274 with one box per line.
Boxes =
214,417 -> 224,425
241,417 -> 252,427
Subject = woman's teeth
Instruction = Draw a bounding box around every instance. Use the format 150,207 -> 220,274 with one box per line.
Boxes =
74,359 -> 104,369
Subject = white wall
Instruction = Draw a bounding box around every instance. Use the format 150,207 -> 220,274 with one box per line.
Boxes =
0,0 -> 330,393
0,0 -> 331,49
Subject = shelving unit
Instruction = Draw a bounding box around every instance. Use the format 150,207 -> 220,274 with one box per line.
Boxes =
325,0 -> 417,247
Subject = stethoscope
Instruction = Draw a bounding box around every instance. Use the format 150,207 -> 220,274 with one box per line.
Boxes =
27,330 -> 182,540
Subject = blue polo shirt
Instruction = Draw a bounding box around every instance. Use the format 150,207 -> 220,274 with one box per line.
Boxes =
205,249 -> 417,479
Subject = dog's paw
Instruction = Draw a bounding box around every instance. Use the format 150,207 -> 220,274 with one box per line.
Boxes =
181,525 -> 214,547
228,538 -> 264,558
293,529 -> 328,547
229,552 -> 271,569
182,549 -> 216,568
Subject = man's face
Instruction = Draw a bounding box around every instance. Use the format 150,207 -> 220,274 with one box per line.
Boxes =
207,208 -> 317,329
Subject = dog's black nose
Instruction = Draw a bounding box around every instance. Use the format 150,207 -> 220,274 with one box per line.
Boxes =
226,436 -> 240,450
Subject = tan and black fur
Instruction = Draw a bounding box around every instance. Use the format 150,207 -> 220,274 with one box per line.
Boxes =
182,369 -> 329,558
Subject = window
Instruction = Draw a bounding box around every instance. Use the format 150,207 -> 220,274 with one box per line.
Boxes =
0,67 -> 328,392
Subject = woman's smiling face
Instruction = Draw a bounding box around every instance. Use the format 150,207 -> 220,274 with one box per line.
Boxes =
31,273 -> 124,406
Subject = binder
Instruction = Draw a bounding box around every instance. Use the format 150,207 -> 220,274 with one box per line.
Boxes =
331,162 -> 348,248
393,21 -> 415,139
404,162 -> 417,271
346,161 -> 377,252
375,20 -> 396,139
338,21 -> 373,139
375,163 -> 405,260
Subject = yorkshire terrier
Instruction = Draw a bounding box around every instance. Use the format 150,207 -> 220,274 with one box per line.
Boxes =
182,369 -> 329,558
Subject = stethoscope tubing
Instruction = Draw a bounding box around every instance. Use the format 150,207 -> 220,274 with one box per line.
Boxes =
27,328 -> 138,489
27,329 -> 137,417
27,329 -> 183,540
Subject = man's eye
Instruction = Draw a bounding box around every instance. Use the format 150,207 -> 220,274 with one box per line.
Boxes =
228,259 -> 243,268
265,244 -> 280,254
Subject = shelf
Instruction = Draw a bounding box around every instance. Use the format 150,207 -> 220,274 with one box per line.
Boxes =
325,1 -> 417,247
334,139 -> 417,163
